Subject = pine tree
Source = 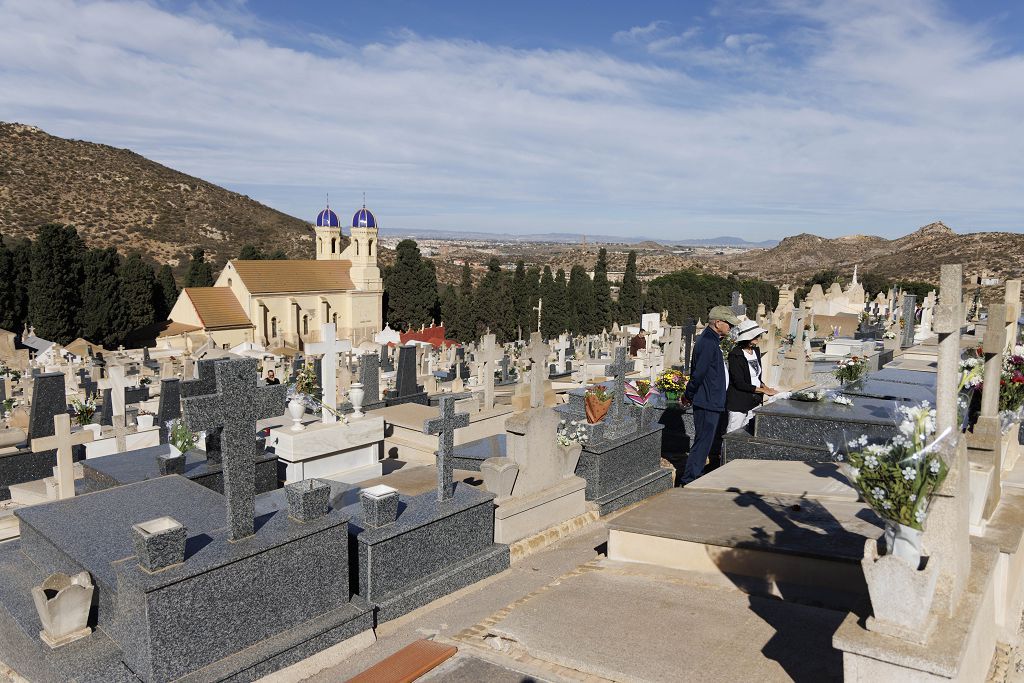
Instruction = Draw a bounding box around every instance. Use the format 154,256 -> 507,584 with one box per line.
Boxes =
28,224 -> 84,344
511,261 -> 529,339
454,262 -> 476,342
618,251 -> 642,324
80,247 -> 122,347
117,253 -> 158,339
383,240 -> 437,330
539,266 -> 556,339
568,265 -> 596,335
593,248 -> 613,330
155,264 -> 179,319
184,248 -> 215,287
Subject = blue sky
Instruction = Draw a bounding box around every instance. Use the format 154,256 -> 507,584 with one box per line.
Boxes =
2,0 -> 1023,240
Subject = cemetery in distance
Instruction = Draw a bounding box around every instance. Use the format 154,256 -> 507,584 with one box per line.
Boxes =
1,204 -> 1024,682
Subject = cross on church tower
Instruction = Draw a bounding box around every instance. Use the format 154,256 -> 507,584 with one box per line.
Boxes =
424,394 -> 470,501
305,323 -> 352,423
182,358 -> 287,540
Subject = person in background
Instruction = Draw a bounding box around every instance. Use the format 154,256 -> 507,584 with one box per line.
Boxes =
265,370 -> 281,385
680,306 -> 740,486
629,329 -> 647,357
726,320 -> 778,433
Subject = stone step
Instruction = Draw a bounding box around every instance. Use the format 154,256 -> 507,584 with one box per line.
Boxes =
688,460 -> 858,502
8,478 -> 54,506
723,428 -> 833,463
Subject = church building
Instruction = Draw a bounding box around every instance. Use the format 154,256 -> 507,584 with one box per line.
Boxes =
163,203 -> 383,351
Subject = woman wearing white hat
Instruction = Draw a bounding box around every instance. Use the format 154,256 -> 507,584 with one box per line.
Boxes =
726,320 -> 778,432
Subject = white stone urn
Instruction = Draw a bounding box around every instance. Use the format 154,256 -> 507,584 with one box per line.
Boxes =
861,536 -> 938,643
349,382 -> 365,417
288,398 -> 306,431
136,414 -> 155,429
82,423 -> 102,438
31,571 -> 94,648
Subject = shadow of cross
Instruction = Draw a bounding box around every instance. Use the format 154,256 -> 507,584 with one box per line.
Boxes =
424,394 -> 470,502
182,358 -> 287,541
31,414 -> 94,500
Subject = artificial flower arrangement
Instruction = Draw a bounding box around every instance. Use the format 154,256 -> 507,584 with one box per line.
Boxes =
654,369 -> 688,399
832,395 -> 853,406
957,345 -> 1024,431
790,389 -> 826,402
584,385 -> 612,424
2,397 -> 18,419
71,397 -> 97,427
166,418 -> 198,454
625,379 -> 660,406
833,402 -> 950,566
556,419 -> 589,447
288,362 -> 321,408
833,356 -> 867,385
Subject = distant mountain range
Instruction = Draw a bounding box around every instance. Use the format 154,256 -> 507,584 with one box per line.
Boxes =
381,227 -> 777,248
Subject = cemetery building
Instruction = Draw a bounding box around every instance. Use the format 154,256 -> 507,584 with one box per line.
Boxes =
164,203 -> 383,351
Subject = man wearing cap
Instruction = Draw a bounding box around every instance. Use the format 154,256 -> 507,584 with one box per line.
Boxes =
680,305 -> 739,486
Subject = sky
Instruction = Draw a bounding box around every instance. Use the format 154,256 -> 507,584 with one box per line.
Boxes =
2,0 -> 1024,240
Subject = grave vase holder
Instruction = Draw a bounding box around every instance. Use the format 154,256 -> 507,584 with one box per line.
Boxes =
285,478 -> 331,522
131,517 -> 187,573
585,395 -> 612,424
883,522 -> 923,568
288,398 -> 306,431
349,382 -> 365,417
31,571 -> 94,648
136,414 -> 155,428
862,536 -> 938,643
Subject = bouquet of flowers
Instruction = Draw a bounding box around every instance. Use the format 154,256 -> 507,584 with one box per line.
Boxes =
833,356 -> 867,384
790,389 -> 825,402
835,402 -> 949,532
625,379 -> 660,406
654,369 -> 688,395
556,419 -> 589,447
288,362 -> 321,408
71,397 -> 97,427
2,397 -> 18,418
1000,348 -> 1024,414
832,395 -> 853,406
166,418 -> 197,454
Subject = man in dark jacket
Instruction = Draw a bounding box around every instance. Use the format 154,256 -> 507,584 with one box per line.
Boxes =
680,305 -> 740,485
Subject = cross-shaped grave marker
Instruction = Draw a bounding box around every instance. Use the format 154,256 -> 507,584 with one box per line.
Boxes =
100,364 -> 128,418
525,332 -> 550,409
109,413 -> 134,453
533,298 -> 543,333
304,322 -> 352,423
553,334 -> 571,373
603,345 -> 637,439
498,355 -> 512,384
424,393 -> 470,501
476,333 -> 503,411
31,414 -> 93,499
182,358 -> 287,540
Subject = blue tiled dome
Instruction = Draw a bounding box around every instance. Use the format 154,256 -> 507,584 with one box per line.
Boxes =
352,207 -> 377,229
316,208 -> 340,227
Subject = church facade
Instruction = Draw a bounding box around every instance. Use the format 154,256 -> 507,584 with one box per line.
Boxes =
163,204 -> 383,351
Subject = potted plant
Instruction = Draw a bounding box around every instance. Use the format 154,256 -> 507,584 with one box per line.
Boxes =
166,418 -> 197,457
287,363 -> 319,431
655,369 -> 688,402
833,356 -> 867,386
136,409 -> 156,429
584,385 -> 612,424
835,402 -> 949,568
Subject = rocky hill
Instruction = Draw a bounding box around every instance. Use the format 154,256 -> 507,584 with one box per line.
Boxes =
0,122 -> 318,269
721,222 -> 1024,285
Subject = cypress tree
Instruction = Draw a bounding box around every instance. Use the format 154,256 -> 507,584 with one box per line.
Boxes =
0,237 -> 17,332
439,284 -> 458,335
454,262 -> 476,342
593,248 -> 613,331
184,247 -> 215,287
155,264 -> 179,320
9,240 -> 31,334
526,266 -> 541,334
568,265 -> 596,335
539,266 -> 556,339
28,224 -> 84,344
476,258 -> 513,342
117,253 -> 158,340
541,268 -> 570,339
383,239 -> 437,330
618,251 -> 642,324
80,247 -> 122,347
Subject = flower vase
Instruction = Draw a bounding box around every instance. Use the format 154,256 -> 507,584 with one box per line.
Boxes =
136,414 -> 155,429
584,395 -> 612,424
883,523 -> 923,569
665,391 -> 679,402
288,398 -> 306,431
82,424 -> 101,438
349,382 -> 365,418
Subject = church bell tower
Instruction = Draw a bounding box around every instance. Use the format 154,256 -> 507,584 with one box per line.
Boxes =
313,199 -> 344,261
341,202 -> 383,291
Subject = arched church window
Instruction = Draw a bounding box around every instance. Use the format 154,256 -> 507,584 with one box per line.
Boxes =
303,315 -> 309,336
227,278 -> 232,287
271,317 -> 277,338
331,237 -> 337,254
368,239 -> 373,256
355,240 -> 359,256
317,238 -> 322,254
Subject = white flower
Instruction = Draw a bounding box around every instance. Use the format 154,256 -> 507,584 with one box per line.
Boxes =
902,466 -> 917,481
915,509 -> 926,523
871,486 -> 886,499
865,455 -> 879,469
930,459 -> 941,474
858,435 -> 868,446
849,467 -> 860,480
909,494 -> 917,502
882,500 -> 892,510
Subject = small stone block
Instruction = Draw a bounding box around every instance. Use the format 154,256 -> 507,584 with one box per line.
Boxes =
156,453 -> 185,476
131,516 -> 187,572
361,484 -> 400,528
285,478 -> 331,522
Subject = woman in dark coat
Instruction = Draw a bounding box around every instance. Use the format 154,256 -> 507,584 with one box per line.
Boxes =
726,320 -> 778,432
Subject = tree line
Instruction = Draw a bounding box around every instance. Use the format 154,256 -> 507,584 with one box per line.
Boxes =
0,223 -> 280,348
383,239 -> 780,343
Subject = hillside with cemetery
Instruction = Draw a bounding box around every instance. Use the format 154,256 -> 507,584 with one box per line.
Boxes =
720,221 -> 1024,285
0,122 -> 318,270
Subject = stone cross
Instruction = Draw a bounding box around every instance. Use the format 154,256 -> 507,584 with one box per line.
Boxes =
102,364 -> 128,418
32,413 -> 93,499
499,355 -> 512,383
553,334 -> 571,372
181,359 -> 224,463
978,304 -> 1008,439
109,413 -> 134,453
603,346 -> 637,439
424,393 -> 470,502
476,334 -> 503,411
1004,280 -> 1021,347
304,323 -> 352,424
533,297 -> 543,333
525,332 -> 550,408
900,294 -> 917,348
664,326 -> 682,367
182,358 -> 287,541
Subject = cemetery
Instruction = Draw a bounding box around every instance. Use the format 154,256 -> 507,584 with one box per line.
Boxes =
1,202 -> 1023,683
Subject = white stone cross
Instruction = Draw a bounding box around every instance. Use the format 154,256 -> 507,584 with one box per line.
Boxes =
525,332 -> 550,409
109,413 -> 134,453
101,364 -> 128,418
477,334 -> 503,411
305,323 -> 352,424
533,298 -> 543,333
553,334 -> 570,372
32,413 -> 93,499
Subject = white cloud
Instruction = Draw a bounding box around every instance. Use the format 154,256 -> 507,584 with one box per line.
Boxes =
0,0 -> 1022,238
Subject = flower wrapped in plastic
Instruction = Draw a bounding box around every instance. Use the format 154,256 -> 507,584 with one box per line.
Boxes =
654,369 -> 688,394
833,356 -> 867,384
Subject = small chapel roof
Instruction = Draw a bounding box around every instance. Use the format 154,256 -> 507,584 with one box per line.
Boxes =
229,260 -> 354,294
183,287 -> 254,330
